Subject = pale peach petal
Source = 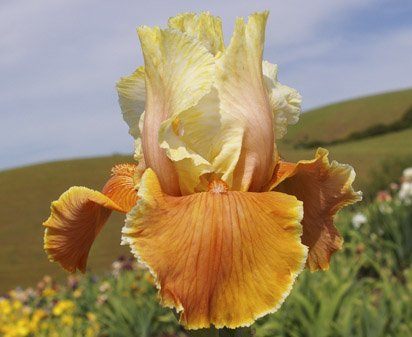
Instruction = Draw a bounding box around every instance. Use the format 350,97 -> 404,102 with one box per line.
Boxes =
262,60 -> 302,140
216,12 -> 275,192
122,169 -> 307,329
271,148 -> 362,271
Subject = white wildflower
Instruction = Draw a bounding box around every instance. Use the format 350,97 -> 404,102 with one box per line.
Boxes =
399,181 -> 412,205
352,212 -> 367,229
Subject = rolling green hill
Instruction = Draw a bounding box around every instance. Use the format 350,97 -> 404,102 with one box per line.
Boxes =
279,127 -> 412,190
283,88 -> 412,145
278,87 -> 412,191
0,155 -> 133,293
1,88 -> 412,293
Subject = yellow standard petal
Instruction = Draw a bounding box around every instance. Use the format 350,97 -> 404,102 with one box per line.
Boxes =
262,60 -> 302,140
168,12 -> 225,55
44,163 -> 141,273
159,90 -> 217,194
116,66 -> 145,139
116,67 -> 146,160
160,12 -> 243,193
138,25 -> 215,195
159,88 -> 244,194
271,148 -> 362,271
122,169 -> 307,329
216,11 -> 275,192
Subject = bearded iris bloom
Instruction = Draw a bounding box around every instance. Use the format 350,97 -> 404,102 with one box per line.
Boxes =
43,11 -> 361,330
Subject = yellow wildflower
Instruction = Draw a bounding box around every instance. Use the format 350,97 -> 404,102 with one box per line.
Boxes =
0,298 -> 12,316
12,300 -> 22,311
86,312 -> 97,322
61,314 -> 74,327
29,309 -> 47,332
85,326 -> 99,337
52,300 -> 75,316
5,318 -> 30,337
73,288 -> 82,298
42,288 -> 56,298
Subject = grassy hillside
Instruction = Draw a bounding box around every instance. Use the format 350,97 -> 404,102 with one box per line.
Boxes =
279,127 -> 412,191
279,87 -> 412,192
284,88 -> 412,145
0,155 -> 133,293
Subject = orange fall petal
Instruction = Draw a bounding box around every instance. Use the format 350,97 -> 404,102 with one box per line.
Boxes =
271,148 -> 362,271
43,163 -> 141,273
102,163 -> 142,212
122,169 -> 308,329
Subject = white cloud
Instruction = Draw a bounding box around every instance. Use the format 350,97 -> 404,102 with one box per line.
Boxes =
284,25 -> 412,108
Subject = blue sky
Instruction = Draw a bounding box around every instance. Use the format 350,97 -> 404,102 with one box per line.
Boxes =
1,0 -> 411,170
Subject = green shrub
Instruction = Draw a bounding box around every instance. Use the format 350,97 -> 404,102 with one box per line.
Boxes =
364,155 -> 412,200
97,270 -> 178,337
294,106 -> 412,149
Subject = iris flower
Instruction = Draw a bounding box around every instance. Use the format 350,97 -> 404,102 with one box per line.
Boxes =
43,11 -> 361,330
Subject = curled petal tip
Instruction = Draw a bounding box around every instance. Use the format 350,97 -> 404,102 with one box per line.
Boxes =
43,187 -> 122,273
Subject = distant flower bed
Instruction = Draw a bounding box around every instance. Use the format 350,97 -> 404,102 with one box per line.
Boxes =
0,259 -> 182,337
2,169 -> 412,337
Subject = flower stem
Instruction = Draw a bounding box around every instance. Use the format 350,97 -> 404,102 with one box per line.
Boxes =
219,327 -> 253,337
187,327 -> 252,337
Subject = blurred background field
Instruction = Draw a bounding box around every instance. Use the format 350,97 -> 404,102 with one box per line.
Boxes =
1,88 -> 412,336
1,173 -> 412,336
1,88 -> 411,292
